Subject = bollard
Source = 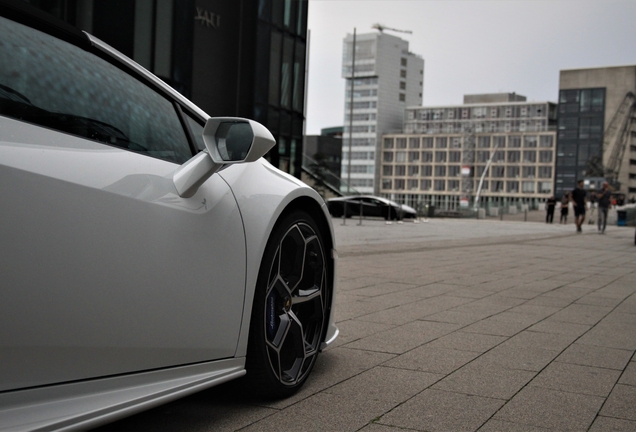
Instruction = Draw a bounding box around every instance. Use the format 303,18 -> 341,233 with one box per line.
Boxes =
524,209 -> 527,222
357,201 -> 363,225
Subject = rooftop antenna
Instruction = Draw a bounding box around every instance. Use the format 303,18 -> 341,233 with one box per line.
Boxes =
372,23 -> 413,34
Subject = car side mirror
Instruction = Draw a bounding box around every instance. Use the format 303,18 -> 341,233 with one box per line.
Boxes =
203,117 -> 276,164
173,117 -> 275,198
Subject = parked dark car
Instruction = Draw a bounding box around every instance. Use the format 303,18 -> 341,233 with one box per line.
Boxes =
327,195 -> 417,220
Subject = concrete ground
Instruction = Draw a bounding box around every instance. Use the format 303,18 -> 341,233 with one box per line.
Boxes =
96,214 -> 636,432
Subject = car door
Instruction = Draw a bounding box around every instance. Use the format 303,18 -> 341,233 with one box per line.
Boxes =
0,16 -> 246,391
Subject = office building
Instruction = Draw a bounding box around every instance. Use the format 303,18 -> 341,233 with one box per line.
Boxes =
381,93 -> 557,211
341,31 -> 423,194
557,66 -> 636,200
24,0 -> 309,177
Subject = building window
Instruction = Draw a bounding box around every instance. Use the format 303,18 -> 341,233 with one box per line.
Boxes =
421,165 -> 432,176
420,179 -> 432,190
399,93 -> 405,102
395,165 -> 406,176
492,166 -> 505,178
434,179 -> 445,191
383,165 -> 393,176
539,151 -> 553,163
382,179 -> 392,189
435,151 -> 447,163
407,179 -> 418,190
448,180 -> 460,191
409,137 -> 420,148
399,81 -> 406,90
422,137 -> 434,148
383,152 -> 393,162
434,165 -> 447,176
396,138 -> 407,148
449,151 -> 461,162
493,136 -> 506,149
477,151 -> 489,163
449,165 -> 461,176
539,182 -> 552,194
435,137 -> 448,148
384,138 -> 394,149
509,136 -> 521,148
539,166 -> 552,178
401,58 -> 407,67
507,181 -> 519,193
523,151 -> 536,163
507,166 -> 520,178
522,166 -> 536,178
396,151 -> 407,162
408,165 -> 419,176
395,179 -> 405,190
522,181 -> 535,193
524,136 -> 538,147
540,135 -> 553,147
408,151 -> 420,162
492,181 -> 504,192
477,136 -> 490,148
400,70 -> 406,78
507,151 -> 520,163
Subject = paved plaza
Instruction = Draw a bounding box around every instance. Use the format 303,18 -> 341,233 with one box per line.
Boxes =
96,215 -> 636,432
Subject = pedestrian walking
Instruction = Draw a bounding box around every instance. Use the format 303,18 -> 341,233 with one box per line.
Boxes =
546,196 -> 556,223
571,180 -> 587,233
597,181 -> 612,234
560,194 -> 569,224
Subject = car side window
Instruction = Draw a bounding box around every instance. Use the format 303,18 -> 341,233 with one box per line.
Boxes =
185,114 -> 206,152
0,16 -> 192,164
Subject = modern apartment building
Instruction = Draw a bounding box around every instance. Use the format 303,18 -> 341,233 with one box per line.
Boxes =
341,31 -> 424,194
381,93 -> 558,211
557,66 -> 636,200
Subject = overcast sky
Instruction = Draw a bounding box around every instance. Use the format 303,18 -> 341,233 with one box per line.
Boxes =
305,0 -> 636,135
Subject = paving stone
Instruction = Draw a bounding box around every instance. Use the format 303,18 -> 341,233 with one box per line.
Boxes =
424,309 -> 488,325
549,303 -> 613,325
530,362 -> 621,397
462,312 -> 539,337
349,282 -> 419,297
384,345 -> 480,375
588,416 -> 636,431
556,343 -> 633,370
356,295 -> 471,326
400,283 -> 460,298
425,331 -> 507,353
619,361 -> 636,386
477,344 -> 561,372
324,365 -> 441,403
344,320 -> 460,354
494,386 -> 604,430
478,419 -> 552,431
327,319 -> 395,349
502,330 -> 578,351
378,389 -> 505,432
432,362 -> 536,399
577,313 -> 636,350
526,318 -> 592,336
600,384 -> 636,421
259,347 -> 395,409
240,392 -> 395,432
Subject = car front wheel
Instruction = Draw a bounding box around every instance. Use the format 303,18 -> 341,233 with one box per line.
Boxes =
245,210 -> 330,398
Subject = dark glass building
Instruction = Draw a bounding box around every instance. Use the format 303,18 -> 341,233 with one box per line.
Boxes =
24,0 -> 308,177
555,88 -> 605,197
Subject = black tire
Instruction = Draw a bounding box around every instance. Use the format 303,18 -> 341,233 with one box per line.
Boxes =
245,210 -> 330,398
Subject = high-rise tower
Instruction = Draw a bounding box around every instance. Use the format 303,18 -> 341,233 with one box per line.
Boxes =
341,31 -> 423,194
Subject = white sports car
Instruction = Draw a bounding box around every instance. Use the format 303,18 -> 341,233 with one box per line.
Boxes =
0,2 -> 338,430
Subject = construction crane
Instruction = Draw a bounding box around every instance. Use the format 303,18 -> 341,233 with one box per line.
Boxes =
372,23 -> 412,34
602,92 -> 636,190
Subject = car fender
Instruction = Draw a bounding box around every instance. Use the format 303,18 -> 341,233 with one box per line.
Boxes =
218,159 -> 338,358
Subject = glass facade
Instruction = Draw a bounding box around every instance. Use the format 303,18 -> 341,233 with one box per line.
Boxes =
555,88 -> 605,197
25,0 -> 309,178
